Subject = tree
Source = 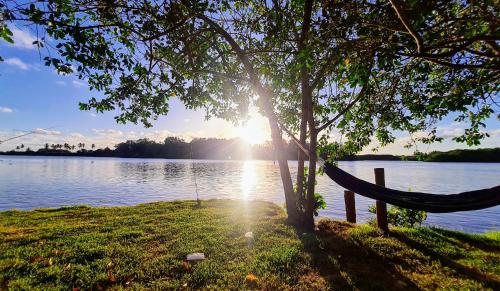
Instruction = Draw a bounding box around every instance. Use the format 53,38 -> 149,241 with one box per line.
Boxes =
164,137 -> 188,158
2,0 -> 498,228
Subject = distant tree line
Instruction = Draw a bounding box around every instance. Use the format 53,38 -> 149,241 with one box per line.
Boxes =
114,137 -> 304,159
2,138 -> 498,162
1,137 -> 297,160
111,137 -> 299,160
423,148 -> 500,163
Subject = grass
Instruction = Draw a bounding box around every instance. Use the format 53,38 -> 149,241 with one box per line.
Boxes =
0,200 -> 498,290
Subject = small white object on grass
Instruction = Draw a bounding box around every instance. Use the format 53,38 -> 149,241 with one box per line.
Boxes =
186,253 -> 205,262
245,231 -> 254,248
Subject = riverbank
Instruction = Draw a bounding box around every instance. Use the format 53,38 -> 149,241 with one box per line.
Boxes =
1,200 -> 499,289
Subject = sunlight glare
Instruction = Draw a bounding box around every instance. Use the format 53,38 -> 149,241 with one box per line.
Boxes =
241,161 -> 257,199
235,107 -> 270,145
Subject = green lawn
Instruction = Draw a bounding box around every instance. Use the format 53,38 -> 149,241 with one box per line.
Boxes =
0,200 -> 499,290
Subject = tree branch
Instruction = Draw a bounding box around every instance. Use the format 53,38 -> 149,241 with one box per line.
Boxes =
195,14 -> 258,81
420,57 -> 499,70
193,69 -> 251,82
311,51 -> 338,91
317,82 -> 369,133
277,121 -> 311,158
388,0 -> 424,53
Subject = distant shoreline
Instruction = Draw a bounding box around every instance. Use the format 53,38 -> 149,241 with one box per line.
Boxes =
0,151 -> 404,161
2,147 -> 500,163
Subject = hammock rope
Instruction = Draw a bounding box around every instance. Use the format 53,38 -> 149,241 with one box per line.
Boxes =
190,143 -> 201,206
0,126 -> 58,144
277,122 -> 500,213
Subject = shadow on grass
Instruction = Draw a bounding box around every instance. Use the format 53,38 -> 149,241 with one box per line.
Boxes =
428,227 -> 500,253
298,221 -> 419,290
390,229 -> 500,290
297,220 -> 500,290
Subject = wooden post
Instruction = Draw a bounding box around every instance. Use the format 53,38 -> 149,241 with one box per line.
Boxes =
344,190 -> 356,223
374,168 -> 388,232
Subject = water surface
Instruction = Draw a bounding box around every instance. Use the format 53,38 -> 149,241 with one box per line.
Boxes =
0,156 -> 498,232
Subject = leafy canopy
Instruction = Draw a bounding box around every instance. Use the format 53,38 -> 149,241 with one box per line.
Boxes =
1,0 -> 498,153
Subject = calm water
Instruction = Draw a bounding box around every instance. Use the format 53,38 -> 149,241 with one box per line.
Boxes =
0,156 -> 499,233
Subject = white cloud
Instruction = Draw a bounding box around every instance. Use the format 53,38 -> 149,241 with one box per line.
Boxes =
142,130 -> 177,142
391,123 -> 466,147
436,123 -> 465,139
0,106 -> 13,113
177,129 -> 233,142
489,128 -> 500,137
436,123 -> 500,140
392,132 -> 426,146
34,128 -> 61,135
4,58 -> 29,70
72,80 -> 85,88
8,26 -> 37,50
69,133 -> 85,139
92,129 -> 124,137
55,80 -> 66,86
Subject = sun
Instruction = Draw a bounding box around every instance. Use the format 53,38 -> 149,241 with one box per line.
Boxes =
235,109 -> 270,145
237,120 -> 267,144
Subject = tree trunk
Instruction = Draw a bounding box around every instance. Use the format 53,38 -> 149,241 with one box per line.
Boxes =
248,82 -> 300,225
296,94 -> 308,214
256,87 -> 300,224
304,130 -> 318,229
297,0 -> 314,227
267,116 -> 300,224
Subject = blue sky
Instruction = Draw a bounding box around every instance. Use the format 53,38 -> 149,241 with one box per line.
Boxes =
1,25 -> 499,154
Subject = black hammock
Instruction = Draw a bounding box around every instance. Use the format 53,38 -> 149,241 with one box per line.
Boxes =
322,161 -> 500,213
278,121 -> 500,213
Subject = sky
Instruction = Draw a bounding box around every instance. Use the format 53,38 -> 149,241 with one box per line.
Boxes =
1,25 -> 499,154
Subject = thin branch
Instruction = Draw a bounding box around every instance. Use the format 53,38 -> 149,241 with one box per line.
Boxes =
317,83 -> 369,133
360,21 -> 408,34
426,35 -> 500,50
311,52 -> 338,91
421,57 -> 499,70
388,0 -> 423,53
195,14 -> 256,80
142,16 -> 191,41
277,121 -> 311,158
193,69 -> 251,82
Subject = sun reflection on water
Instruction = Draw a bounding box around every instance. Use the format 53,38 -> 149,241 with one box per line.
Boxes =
241,161 -> 257,199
